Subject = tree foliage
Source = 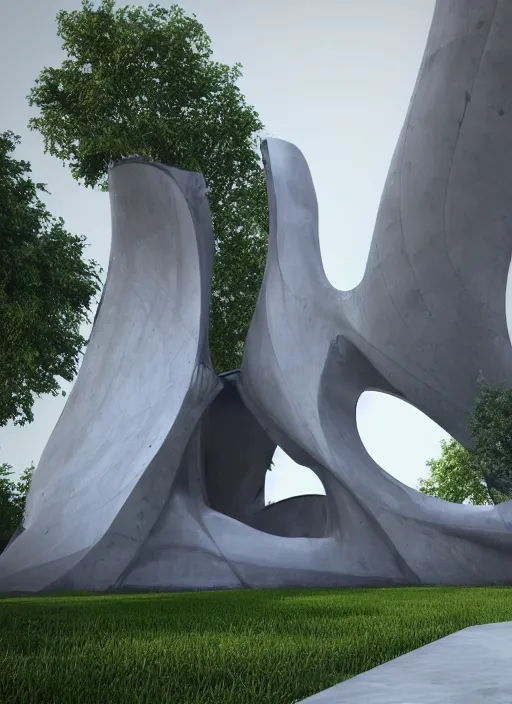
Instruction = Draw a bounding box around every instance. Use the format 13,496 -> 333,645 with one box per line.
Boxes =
419,386 -> 512,505
469,386 -> 512,499
0,462 -> 35,554
0,131 -> 102,427
418,438 -> 493,505
28,0 -> 269,372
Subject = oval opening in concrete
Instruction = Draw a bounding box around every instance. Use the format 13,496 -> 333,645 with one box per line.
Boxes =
356,390 -> 450,490
245,448 -> 328,538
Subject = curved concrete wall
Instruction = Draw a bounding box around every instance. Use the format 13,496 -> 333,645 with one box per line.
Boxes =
351,0 -> 512,446
202,373 -> 275,524
249,495 -> 328,538
238,0 -> 512,586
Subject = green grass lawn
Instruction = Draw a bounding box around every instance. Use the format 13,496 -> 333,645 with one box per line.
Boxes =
1,585 -> 512,703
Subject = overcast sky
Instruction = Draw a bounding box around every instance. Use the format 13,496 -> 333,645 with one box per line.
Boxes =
0,0 -> 448,503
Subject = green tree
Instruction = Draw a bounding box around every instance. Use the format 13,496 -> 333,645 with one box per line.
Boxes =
0,130 -> 102,427
11,463 -> 35,517
469,386 -> 512,500
28,0 -> 269,372
418,438 -> 493,505
0,462 -> 35,553
419,386 -> 512,505
0,464 -> 18,552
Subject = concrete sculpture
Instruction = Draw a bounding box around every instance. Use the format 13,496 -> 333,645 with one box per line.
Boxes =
2,0 -> 512,593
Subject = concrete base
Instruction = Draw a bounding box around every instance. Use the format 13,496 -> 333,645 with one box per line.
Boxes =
297,622 -> 512,704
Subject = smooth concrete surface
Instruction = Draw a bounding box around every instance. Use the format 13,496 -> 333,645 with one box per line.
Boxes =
0,160 -> 223,592
248,495 -> 327,538
237,0 -> 512,587
202,372 -> 275,526
296,622 -> 512,703
3,0 -> 512,595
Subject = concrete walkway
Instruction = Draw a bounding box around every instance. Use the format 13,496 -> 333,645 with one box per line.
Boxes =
298,622 -> 512,703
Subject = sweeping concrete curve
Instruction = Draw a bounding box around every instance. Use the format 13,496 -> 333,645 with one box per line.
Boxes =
0,160 -> 222,592
2,0 -> 512,594
296,622 -> 512,703
238,135 -> 512,586
238,0 -> 512,585
248,496 -> 328,538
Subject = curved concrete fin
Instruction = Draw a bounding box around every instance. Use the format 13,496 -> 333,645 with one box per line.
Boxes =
0,160 -> 222,593
261,139 -> 333,300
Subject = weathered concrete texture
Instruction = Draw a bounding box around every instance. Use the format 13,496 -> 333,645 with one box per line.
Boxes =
238,0 -> 512,586
352,0 -> 512,449
3,0 -> 512,595
202,372 -> 275,526
0,160 -> 223,593
297,622 -> 512,703
202,375 -> 326,538
248,495 -> 327,538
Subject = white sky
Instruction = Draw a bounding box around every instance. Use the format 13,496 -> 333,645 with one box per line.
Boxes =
0,0 -> 450,503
